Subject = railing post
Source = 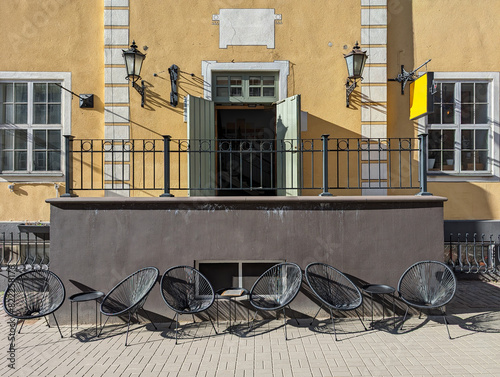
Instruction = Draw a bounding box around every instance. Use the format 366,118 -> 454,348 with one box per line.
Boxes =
61,135 -> 77,197
160,135 -> 174,197
416,133 -> 432,196
319,134 -> 333,196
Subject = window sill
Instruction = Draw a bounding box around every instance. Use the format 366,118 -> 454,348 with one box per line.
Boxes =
0,172 -> 64,182
428,172 -> 499,182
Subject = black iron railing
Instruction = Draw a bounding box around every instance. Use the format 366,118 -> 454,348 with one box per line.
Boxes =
63,134 -> 428,196
0,232 -> 50,271
445,233 -> 499,274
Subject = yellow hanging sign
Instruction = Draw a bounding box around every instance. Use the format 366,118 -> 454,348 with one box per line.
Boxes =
409,72 -> 434,120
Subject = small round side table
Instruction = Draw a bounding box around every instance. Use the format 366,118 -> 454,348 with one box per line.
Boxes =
361,284 -> 395,328
69,291 -> 104,337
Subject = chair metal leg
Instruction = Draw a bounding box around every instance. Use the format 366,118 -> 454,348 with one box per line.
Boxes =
18,319 -> 25,334
400,305 -> 410,332
192,314 -> 196,323
98,316 -> 110,337
329,308 -> 337,341
208,315 -> 218,335
355,309 -> 367,331
443,309 -> 452,339
248,310 -> 259,333
175,313 -> 180,345
283,308 -> 288,341
44,315 -> 50,328
310,304 -> 324,325
52,313 -> 63,338
287,305 -> 300,326
125,312 -> 131,346
142,309 -> 158,330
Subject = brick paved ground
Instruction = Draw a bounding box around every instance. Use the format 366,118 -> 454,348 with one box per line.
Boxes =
1,280 -> 500,377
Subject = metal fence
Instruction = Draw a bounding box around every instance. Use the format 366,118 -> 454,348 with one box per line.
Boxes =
63,134 -> 428,196
0,232 -> 50,271
445,233 -> 499,274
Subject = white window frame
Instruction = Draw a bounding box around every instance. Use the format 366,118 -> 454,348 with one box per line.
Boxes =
202,61 -> 289,101
418,72 -> 500,182
0,71 -> 71,182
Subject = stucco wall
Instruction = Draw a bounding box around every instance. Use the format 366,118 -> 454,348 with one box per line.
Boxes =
47,195 -> 446,324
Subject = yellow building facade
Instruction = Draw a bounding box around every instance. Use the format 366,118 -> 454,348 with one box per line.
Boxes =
1,0 -> 499,231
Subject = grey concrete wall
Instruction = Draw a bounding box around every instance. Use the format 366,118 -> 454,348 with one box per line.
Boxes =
47,196 -> 446,324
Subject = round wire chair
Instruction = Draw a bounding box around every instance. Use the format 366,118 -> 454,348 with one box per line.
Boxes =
397,260 -> 457,338
160,266 -> 217,344
3,270 -> 66,338
248,262 -> 302,340
99,267 -> 159,346
305,262 -> 366,340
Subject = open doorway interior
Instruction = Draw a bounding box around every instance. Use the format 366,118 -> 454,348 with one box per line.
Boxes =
216,107 -> 276,196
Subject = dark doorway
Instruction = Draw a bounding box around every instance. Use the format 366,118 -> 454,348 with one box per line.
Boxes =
216,108 -> 276,196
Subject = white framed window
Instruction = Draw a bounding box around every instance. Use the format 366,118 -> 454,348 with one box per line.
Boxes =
422,72 -> 500,181
213,72 -> 279,103
201,60 -> 289,102
0,72 -> 71,179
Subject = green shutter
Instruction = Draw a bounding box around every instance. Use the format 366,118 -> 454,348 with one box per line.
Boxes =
276,95 -> 301,196
187,95 -> 215,196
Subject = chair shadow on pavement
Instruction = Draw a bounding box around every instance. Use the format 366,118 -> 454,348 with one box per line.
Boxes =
456,311 -> 500,334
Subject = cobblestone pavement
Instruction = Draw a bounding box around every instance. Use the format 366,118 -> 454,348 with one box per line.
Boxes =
1,280 -> 500,377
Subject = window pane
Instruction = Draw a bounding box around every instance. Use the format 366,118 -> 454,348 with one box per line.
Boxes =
428,131 -> 441,149
443,130 -> 455,149
14,129 -> 27,149
230,77 -> 242,85
15,104 -> 27,124
263,76 -> 274,85
433,83 -> 442,102
475,83 -> 488,102
461,130 -> 473,150
475,104 -> 488,124
263,87 -> 275,97
443,152 -> 454,168
249,87 -> 261,97
47,151 -> 61,170
34,104 -> 47,124
216,76 -> 228,85
34,83 -> 47,102
249,76 -> 261,85
461,151 -> 474,171
48,130 -> 61,149
3,83 -> 14,102
442,83 -> 454,103
34,130 -> 46,150
216,87 -> 229,97
15,83 -> 27,102
477,151 -> 488,170
47,104 -> 61,124
3,150 -> 13,170
461,104 -> 473,124
442,104 -> 454,123
461,83 -> 473,103
14,151 -> 27,170
48,84 -> 61,102
2,129 -> 14,149
230,87 -> 242,96
33,151 -> 46,171
475,130 -> 488,149
3,104 -> 14,123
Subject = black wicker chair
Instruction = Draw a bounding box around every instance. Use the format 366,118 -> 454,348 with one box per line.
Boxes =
160,266 -> 217,344
99,267 -> 159,346
397,260 -> 457,338
305,263 -> 366,340
248,262 -> 302,340
3,270 -> 65,338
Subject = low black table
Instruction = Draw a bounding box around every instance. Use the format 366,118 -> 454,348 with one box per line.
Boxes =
216,288 -> 249,332
361,284 -> 395,328
69,291 -> 104,337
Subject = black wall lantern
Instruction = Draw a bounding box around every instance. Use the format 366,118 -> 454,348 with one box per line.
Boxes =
123,40 -> 146,107
344,41 -> 368,108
